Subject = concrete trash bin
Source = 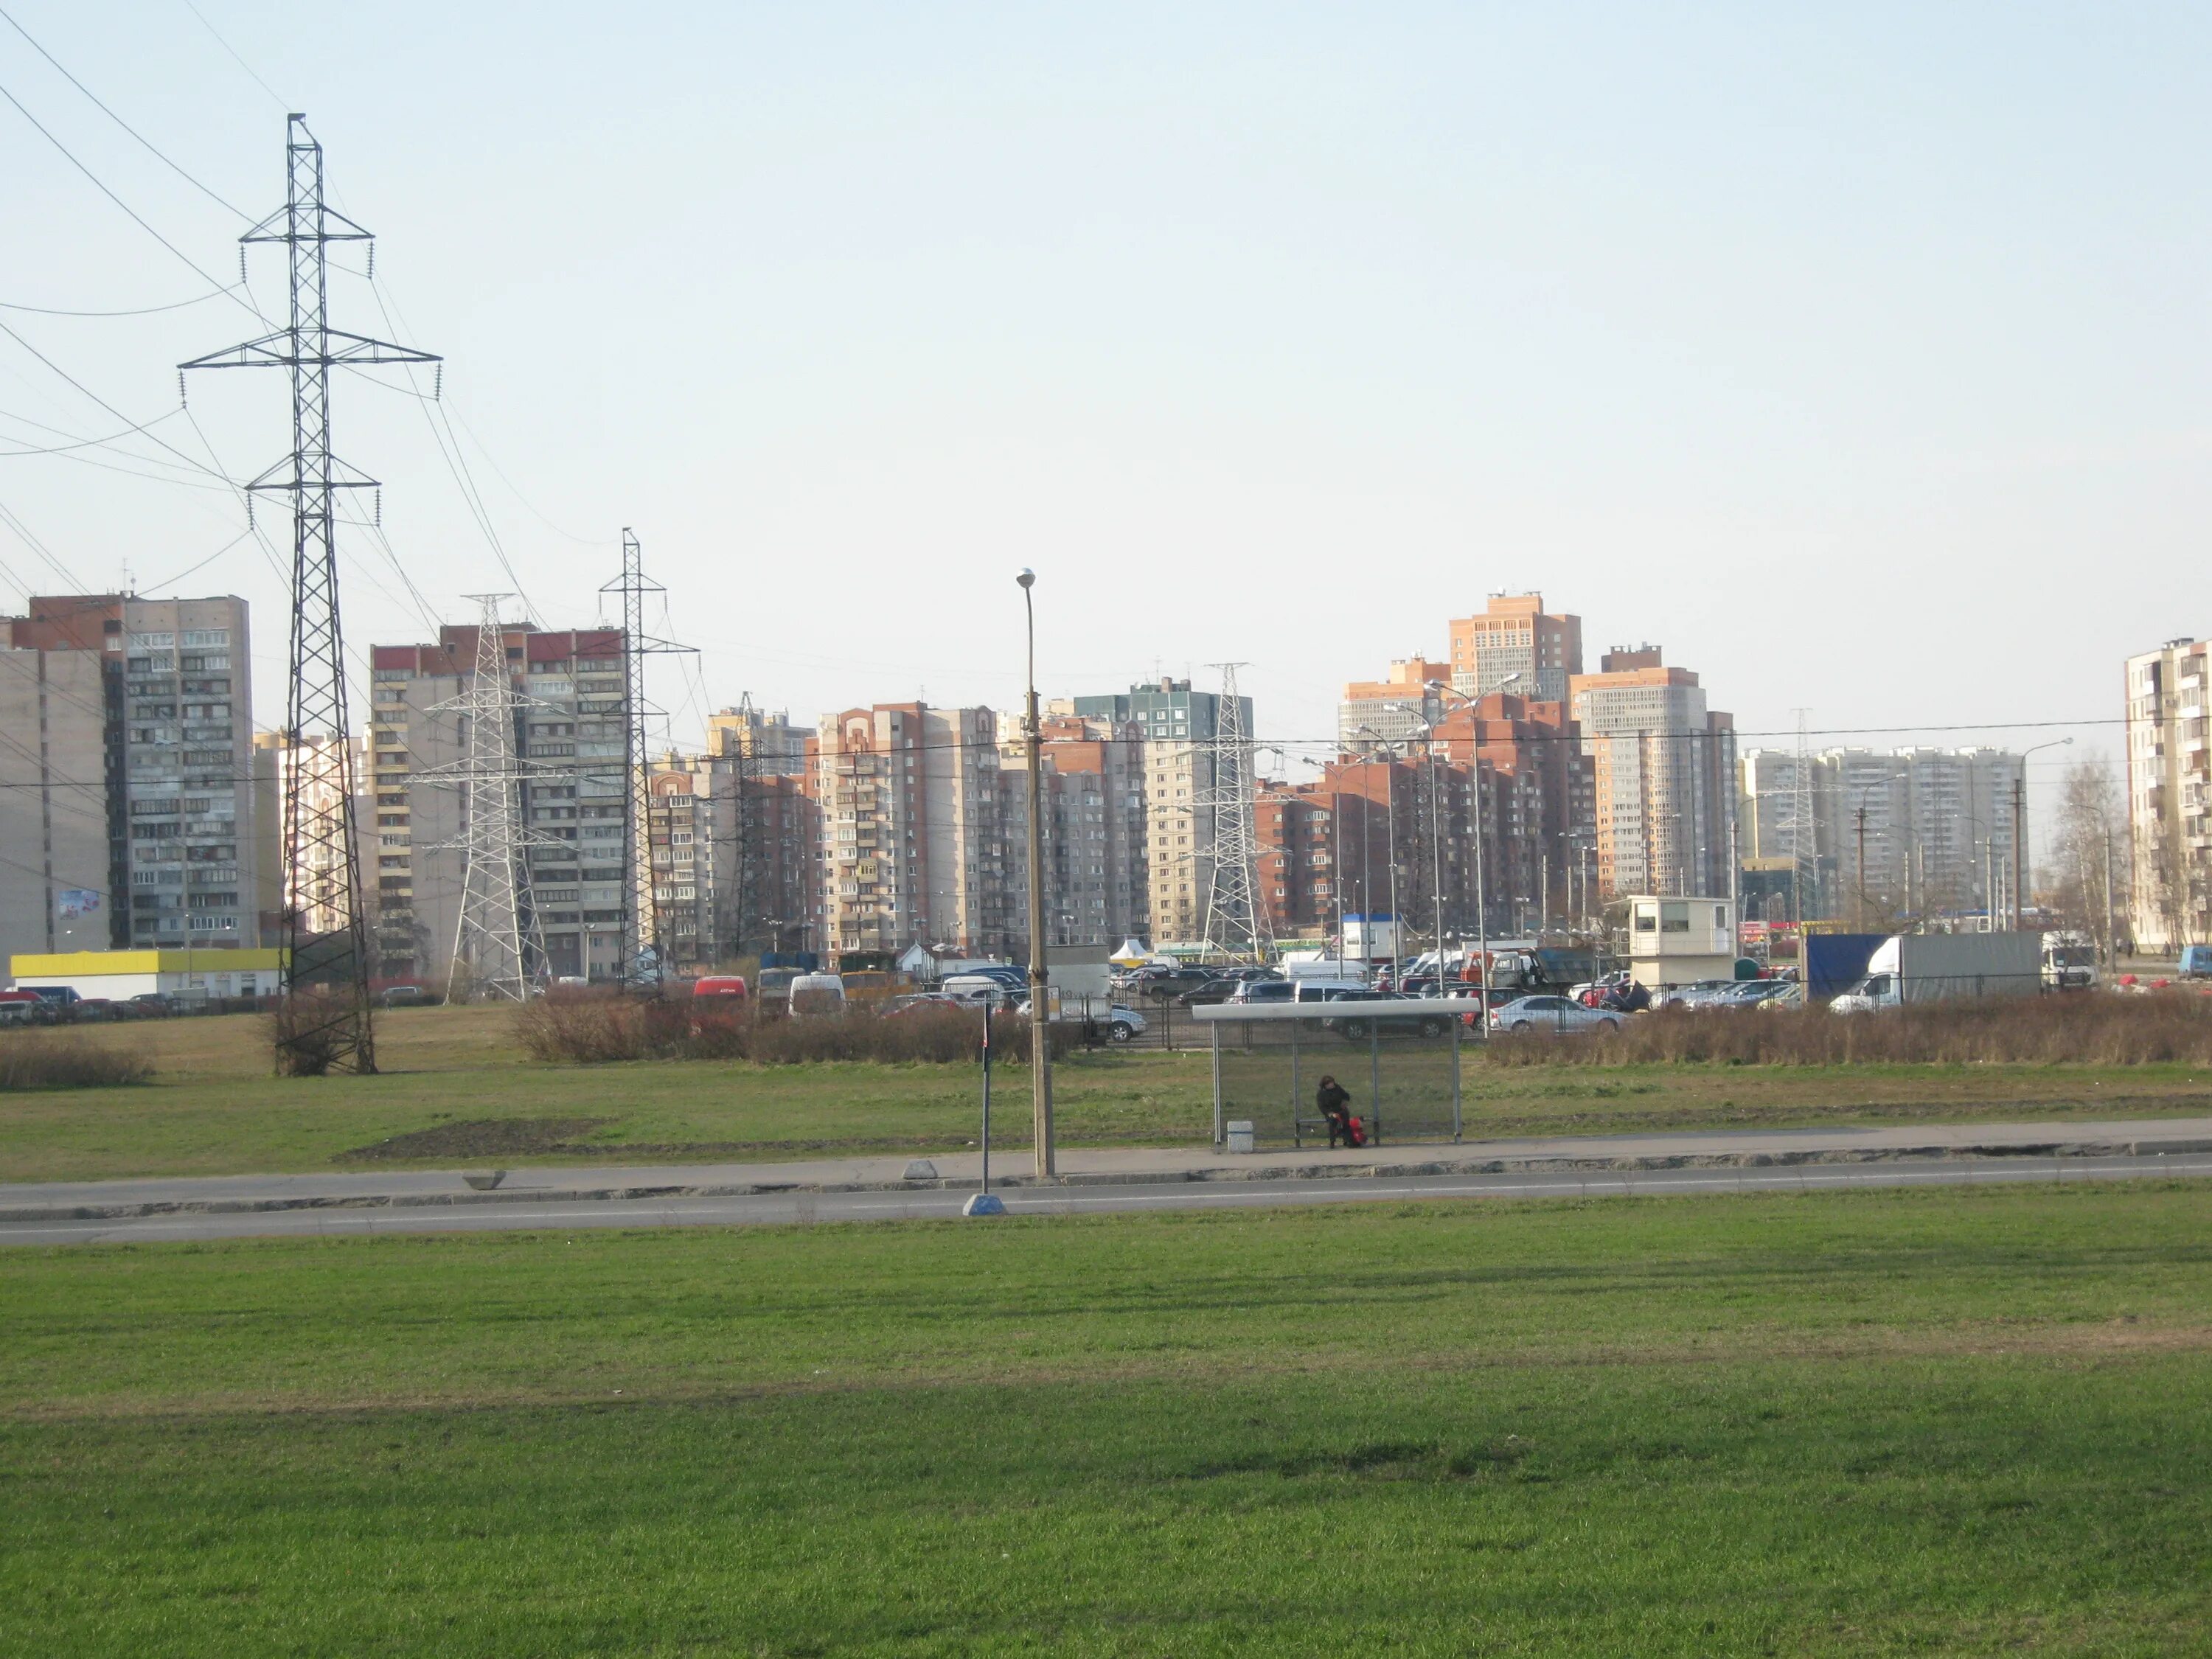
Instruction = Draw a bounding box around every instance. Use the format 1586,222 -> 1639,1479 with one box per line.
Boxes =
1225,1120 -> 1256,1155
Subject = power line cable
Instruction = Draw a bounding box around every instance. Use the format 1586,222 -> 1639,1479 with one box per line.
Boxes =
0,288 -> 240,317
0,2 -> 251,220
176,0 -> 288,110
0,73 -> 262,321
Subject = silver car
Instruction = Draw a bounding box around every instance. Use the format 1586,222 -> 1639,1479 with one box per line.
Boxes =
1486,995 -> 1623,1034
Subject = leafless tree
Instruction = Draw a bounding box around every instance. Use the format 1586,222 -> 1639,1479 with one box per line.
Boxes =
2043,757 -> 2124,960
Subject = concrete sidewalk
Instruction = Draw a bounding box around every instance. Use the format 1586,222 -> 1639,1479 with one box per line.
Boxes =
7,1116 -> 2211,1223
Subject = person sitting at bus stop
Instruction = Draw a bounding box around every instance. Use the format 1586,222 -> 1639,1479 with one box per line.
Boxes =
1315,1074 -> 1356,1149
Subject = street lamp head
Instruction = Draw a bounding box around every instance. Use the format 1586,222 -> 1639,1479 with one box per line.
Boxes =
1015,568 -> 1035,590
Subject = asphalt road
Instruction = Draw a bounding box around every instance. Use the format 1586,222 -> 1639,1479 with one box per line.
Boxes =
6,1152 -> 2208,1245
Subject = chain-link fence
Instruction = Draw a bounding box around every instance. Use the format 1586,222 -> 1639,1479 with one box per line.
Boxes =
1199,1004 -> 1466,1150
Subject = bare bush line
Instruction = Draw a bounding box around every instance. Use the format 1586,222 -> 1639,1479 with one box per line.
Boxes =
512,995 -> 1077,1067
0,1035 -> 153,1090
1482,995 -> 2212,1068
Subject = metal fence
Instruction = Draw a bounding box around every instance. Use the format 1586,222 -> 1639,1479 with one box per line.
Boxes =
1195,1002 -> 1465,1150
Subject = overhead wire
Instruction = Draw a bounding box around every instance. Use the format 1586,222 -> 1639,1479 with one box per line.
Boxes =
0,72 -> 262,321
0,287 -> 242,317
0,2 -> 251,220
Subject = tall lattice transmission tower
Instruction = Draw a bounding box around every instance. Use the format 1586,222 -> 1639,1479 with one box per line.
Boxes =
184,114 -> 439,1074
1200,663 -> 1273,961
424,596 -> 549,1001
599,530 -> 693,984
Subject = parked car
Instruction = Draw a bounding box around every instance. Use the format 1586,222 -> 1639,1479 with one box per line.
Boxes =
378,984 -> 428,1008
1172,978 -> 1243,1007
73,998 -> 120,1023
1016,1000 -> 1149,1042
1127,966 -> 1221,1003
1325,995 -> 1456,1040
128,992 -> 179,1018
691,975 -> 748,1001
884,992 -> 962,1016
0,990 -> 42,1025
1485,995 -> 1622,1034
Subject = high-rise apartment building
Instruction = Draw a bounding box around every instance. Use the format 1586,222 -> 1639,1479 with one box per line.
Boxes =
1739,745 -> 2025,923
1448,594 -> 1583,704
4,594 -> 258,953
2127,636 -> 2211,950
367,622 -> 630,984
1571,647 -> 1734,899
1068,678 -> 1251,947
645,757 -> 713,969
0,642 -> 111,960
816,703 -> 1016,962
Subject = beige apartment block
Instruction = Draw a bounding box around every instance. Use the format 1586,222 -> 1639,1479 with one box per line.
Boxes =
1337,657 -> 1449,754
818,703 -> 1012,963
1449,593 -> 1583,705
1571,648 -> 1735,900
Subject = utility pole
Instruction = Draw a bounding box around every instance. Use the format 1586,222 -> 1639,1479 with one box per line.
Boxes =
599,529 -> 694,987
183,114 -> 439,1074
1016,570 -> 1054,1178
2012,774 -> 2027,933
1855,802 -> 1869,933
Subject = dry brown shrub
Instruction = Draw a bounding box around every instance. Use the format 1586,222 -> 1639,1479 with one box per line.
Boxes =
511,994 -> 1073,1067
0,1034 -> 152,1089
1481,991 -> 2212,1068
512,990 -> 647,1063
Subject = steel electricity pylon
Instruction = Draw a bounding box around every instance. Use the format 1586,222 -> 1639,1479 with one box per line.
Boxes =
183,113 -> 439,1074
425,596 -> 550,1003
1200,662 -> 1273,962
599,529 -> 693,984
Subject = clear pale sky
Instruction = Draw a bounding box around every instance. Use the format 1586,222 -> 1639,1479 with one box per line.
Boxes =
1,2 -> 2203,835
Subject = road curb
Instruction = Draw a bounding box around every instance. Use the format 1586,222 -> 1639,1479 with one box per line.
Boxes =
7,1135 -> 2209,1224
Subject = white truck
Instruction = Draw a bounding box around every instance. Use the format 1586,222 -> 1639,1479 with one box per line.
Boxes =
1829,932 -> 2043,1014
2041,931 -> 2099,992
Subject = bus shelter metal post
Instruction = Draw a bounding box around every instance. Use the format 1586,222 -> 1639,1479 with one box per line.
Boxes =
1290,1022 -> 1302,1151
1211,1019 -> 1224,1148
1368,1023 -> 1382,1148
1450,1001 -> 1463,1142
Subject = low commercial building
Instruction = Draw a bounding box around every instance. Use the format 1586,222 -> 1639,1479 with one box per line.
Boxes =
10,947 -> 285,1000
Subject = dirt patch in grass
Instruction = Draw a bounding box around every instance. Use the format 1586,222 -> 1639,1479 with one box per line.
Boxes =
337,1117 -> 612,1162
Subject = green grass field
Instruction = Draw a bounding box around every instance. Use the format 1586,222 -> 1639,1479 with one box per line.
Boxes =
2,1004 -> 2211,1183
4,1182 -> 2210,1653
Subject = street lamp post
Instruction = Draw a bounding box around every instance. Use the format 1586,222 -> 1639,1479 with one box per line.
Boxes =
1017,569 -> 1054,1179
1352,726 -> 1403,975
2014,738 -> 2073,932
1426,675 -> 1521,1015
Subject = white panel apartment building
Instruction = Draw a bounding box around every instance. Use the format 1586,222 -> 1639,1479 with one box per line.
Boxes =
2,594 -> 257,954
1740,745 -> 2025,921
367,622 -> 632,985
2127,636 -> 2212,951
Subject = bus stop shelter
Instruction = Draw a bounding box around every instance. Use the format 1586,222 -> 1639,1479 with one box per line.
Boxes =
1193,1000 -> 1469,1150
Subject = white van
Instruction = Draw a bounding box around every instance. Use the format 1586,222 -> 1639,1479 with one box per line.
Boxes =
787,973 -> 846,1017
939,974 -> 1018,1008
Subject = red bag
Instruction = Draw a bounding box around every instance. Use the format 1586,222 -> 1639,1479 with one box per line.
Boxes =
1346,1116 -> 1367,1148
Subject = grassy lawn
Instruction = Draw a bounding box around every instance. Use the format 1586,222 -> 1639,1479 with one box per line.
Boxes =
1,1004 -> 2210,1183
4,1183 -> 2210,1653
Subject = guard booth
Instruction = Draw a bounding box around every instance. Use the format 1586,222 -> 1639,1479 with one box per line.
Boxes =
1193,1000 -> 1467,1150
